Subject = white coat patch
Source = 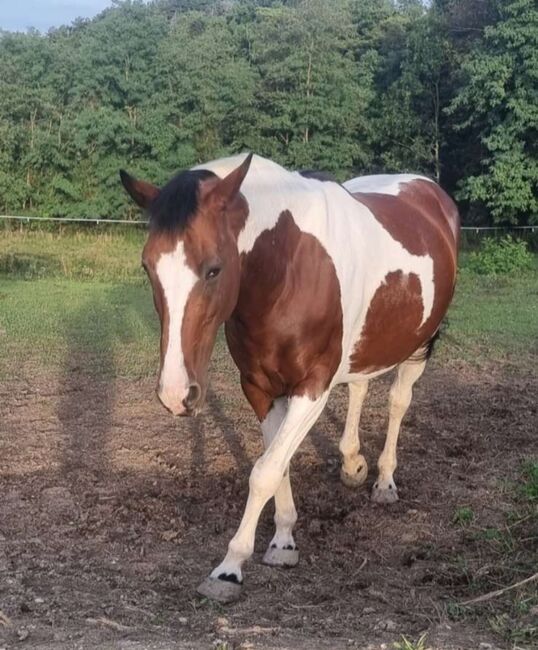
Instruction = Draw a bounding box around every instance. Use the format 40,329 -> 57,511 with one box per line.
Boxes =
156,242 -> 198,396
343,174 -> 433,196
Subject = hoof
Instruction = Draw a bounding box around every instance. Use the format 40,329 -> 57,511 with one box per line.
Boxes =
196,576 -> 242,604
371,482 -> 399,504
340,457 -> 368,488
262,545 -> 299,568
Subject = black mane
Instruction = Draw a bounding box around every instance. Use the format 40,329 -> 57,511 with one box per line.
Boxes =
298,169 -> 338,183
149,168 -> 217,232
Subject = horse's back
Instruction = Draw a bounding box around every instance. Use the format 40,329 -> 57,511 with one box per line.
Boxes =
343,173 -> 431,196
344,174 -> 460,253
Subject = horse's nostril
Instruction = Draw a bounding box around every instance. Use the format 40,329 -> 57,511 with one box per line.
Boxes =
183,383 -> 201,410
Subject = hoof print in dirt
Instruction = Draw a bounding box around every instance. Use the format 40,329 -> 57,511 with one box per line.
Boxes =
340,460 -> 368,488
371,482 -> 399,504
196,576 -> 242,604
262,545 -> 299,567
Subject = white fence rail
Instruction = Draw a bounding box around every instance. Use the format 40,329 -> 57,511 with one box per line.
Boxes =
1,214 -> 537,232
0,215 -> 147,225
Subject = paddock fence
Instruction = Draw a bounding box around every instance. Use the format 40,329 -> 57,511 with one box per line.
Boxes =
1,215 -> 537,250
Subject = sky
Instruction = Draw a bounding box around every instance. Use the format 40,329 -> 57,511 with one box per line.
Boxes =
0,0 -> 114,33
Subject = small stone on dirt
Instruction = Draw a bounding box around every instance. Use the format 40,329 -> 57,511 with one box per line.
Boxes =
375,618 -> 397,632
161,529 -> 178,541
16,627 -> 29,641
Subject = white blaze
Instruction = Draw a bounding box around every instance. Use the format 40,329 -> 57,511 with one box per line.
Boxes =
156,242 -> 198,403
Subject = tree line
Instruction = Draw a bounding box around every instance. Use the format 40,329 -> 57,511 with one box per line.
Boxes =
0,0 -> 536,225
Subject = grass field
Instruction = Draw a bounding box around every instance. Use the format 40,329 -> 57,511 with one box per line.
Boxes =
0,226 -> 537,649
1,227 -> 537,378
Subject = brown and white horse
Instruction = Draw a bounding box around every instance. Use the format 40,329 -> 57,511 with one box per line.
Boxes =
120,153 -> 459,602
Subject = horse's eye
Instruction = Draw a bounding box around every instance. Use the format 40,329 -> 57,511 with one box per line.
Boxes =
206,266 -> 221,281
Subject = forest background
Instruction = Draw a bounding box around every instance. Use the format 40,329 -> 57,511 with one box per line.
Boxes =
0,0 -> 536,226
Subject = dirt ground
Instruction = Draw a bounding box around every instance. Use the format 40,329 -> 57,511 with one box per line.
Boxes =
1,349 -> 537,649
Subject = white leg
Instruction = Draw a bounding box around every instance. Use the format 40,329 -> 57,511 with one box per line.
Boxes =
372,360 -> 426,504
339,380 -> 369,488
260,398 -> 299,567
197,391 -> 330,602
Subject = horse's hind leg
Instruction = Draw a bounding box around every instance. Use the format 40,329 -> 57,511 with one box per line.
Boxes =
339,380 -> 369,488
372,357 -> 426,504
260,397 -> 299,568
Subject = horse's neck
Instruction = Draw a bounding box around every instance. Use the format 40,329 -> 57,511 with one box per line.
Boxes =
237,177 -> 323,255
197,154 -> 333,255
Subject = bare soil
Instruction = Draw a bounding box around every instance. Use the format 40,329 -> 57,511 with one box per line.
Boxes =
0,350 -> 537,649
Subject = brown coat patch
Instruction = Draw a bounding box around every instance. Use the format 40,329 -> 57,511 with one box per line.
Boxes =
225,210 -> 343,420
349,180 -> 459,373
350,271 -> 424,373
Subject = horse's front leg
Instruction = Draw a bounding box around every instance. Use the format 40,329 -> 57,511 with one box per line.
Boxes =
197,391 -> 330,603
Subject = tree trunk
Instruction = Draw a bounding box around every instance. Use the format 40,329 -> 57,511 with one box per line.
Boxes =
433,80 -> 441,183
304,44 -> 313,144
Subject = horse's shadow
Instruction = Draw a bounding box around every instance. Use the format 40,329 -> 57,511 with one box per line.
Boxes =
57,282 -> 156,484
55,281 -> 344,496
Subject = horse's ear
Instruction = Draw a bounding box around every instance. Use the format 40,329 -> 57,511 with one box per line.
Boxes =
209,153 -> 253,208
119,170 -> 160,208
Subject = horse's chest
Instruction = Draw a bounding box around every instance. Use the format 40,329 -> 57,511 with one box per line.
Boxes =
228,211 -> 343,398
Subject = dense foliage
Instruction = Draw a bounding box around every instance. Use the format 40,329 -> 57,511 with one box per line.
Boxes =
467,235 -> 534,274
0,0 -> 536,224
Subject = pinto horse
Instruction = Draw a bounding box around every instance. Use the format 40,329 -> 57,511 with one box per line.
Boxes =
120,153 -> 459,603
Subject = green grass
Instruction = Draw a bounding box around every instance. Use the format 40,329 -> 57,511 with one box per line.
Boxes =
0,226 -> 145,282
520,461 -> 538,502
393,634 -> 428,650
0,277 -> 159,378
0,228 -> 537,378
446,262 -> 538,363
452,506 -> 475,527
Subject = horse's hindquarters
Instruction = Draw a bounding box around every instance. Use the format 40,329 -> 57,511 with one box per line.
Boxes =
348,180 -> 459,375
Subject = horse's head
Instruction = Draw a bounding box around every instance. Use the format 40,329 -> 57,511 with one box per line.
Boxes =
120,154 -> 252,416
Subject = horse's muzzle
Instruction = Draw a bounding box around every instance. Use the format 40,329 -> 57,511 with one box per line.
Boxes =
157,382 -> 202,417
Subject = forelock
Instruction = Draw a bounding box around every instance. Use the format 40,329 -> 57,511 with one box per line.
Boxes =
149,169 -> 217,232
